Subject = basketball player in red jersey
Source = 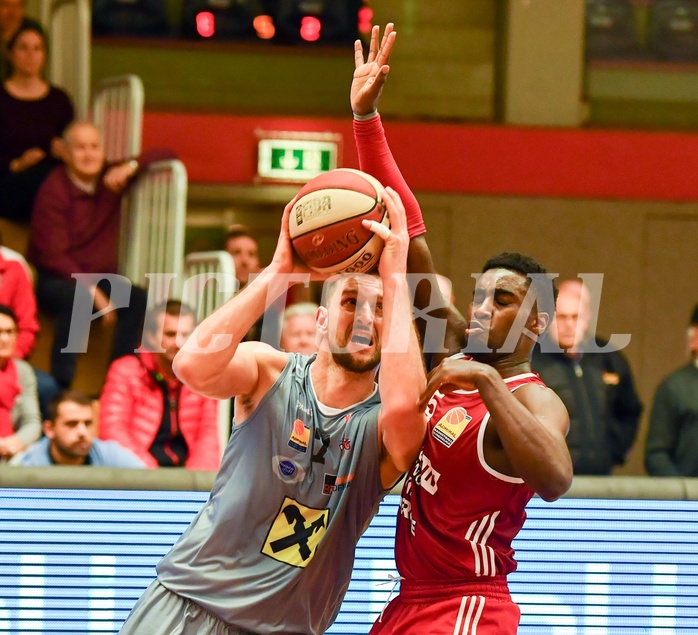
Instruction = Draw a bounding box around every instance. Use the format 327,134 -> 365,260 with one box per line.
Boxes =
351,24 -> 574,634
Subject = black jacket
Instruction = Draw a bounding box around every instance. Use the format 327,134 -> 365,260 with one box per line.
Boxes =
532,337 -> 643,475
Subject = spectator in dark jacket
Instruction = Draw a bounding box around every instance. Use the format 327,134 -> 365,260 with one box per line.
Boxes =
645,304 -> 698,476
26,121 -> 174,389
532,279 -> 643,475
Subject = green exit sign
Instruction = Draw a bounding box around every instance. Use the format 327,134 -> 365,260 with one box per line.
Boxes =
257,134 -> 341,182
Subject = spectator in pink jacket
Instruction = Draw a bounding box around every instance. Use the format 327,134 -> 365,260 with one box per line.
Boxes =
99,299 -> 220,470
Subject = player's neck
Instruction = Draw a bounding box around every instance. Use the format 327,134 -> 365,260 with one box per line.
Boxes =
471,352 -> 533,379
310,356 -> 375,409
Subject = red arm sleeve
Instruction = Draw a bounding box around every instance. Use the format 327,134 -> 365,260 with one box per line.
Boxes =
353,115 -> 426,238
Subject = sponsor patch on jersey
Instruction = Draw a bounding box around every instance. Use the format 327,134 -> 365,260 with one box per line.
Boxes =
432,406 -> 472,448
339,437 -> 352,459
271,456 -> 306,484
322,473 -> 354,495
288,419 -> 310,453
261,497 -> 329,568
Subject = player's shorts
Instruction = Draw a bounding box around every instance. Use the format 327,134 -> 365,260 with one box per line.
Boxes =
118,580 -> 259,635
368,577 -> 520,635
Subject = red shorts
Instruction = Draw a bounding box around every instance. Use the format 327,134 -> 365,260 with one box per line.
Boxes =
368,578 -> 520,635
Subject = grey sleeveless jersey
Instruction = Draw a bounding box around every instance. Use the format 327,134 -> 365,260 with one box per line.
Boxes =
157,354 -> 386,634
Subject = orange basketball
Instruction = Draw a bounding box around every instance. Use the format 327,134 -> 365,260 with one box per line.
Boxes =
289,168 -> 388,275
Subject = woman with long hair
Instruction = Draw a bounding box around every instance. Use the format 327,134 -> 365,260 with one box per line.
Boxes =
0,24 -> 73,222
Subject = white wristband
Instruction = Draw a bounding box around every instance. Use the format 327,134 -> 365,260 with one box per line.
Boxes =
353,109 -> 379,121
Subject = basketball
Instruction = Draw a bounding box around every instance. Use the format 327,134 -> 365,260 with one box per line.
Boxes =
289,168 -> 388,275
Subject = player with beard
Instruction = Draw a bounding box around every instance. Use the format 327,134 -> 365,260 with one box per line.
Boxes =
117,187 -> 427,634
351,24 -> 574,634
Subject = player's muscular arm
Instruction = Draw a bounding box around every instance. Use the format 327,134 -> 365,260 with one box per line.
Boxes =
478,370 -> 572,501
174,202 -> 309,400
419,359 -> 572,501
372,188 -> 427,488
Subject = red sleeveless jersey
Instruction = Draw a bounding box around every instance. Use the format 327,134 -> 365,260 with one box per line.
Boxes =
395,368 -> 547,582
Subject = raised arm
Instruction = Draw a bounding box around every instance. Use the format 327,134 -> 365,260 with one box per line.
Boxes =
419,358 -> 573,501
173,202 -> 310,404
372,187 -> 427,488
351,25 -> 466,361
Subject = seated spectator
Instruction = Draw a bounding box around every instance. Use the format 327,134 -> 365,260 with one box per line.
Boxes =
279,301 -> 318,355
645,304 -> 698,476
0,0 -> 42,77
0,240 -> 37,358
0,235 -> 59,417
14,389 -> 145,467
0,23 -> 73,222
26,121 -> 174,389
99,300 -> 220,470
0,304 -> 40,461
223,223 -> 261,292
532,279 -> 643,475
223,223 -> 282,345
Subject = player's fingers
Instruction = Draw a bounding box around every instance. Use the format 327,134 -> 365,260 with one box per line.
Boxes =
382,186 -> 406,234
367,24 -> 380,62
376,26 -> 396,67
354,39 -> 364,68
362,219 -> 391,240
280,199 -> 295,237
418,381 -> 439,412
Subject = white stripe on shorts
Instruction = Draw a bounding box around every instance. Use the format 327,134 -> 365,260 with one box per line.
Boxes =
453,595 -> 485,635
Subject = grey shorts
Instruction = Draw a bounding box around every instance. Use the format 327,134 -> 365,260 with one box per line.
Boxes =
118,580 -> 259,635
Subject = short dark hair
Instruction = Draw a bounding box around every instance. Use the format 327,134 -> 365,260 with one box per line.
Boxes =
223,224 -> 258,247
0,304 -> 18,326
482,251 -> 558,312
144,299 -> 196,335
47,389 -> 93,423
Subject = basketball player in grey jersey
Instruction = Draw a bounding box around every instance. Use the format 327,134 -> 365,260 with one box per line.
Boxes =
118,187 -> 426,635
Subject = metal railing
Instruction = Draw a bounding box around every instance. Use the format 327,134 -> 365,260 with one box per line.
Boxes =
92,74 -> 144,163
182,250 -> 238,453
118,159 -> 187,306
39,0 -> 90,118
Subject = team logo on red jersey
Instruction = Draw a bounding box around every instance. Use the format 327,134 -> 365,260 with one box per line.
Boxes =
432,406 -> 472,448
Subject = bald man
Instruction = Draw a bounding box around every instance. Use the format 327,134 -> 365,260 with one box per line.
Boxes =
531,279 -> 643,475
27,122 -> 174,388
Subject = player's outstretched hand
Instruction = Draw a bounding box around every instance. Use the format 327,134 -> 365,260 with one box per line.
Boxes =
362,186 -> 408,279
419,358 -> 494,412
351,23 -> 396,117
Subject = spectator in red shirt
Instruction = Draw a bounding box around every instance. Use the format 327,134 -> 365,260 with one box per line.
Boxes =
26,121 -> 174,389
99,300 -> 220,470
